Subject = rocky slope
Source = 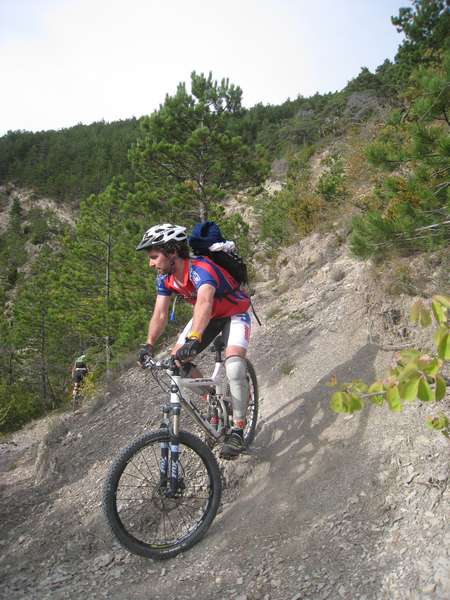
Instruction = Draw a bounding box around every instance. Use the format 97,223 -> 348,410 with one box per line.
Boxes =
0,232 -> 448,600
0,184 -> 74,234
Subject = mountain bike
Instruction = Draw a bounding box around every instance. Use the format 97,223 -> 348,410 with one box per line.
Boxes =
103,335 -> 258,560
71,381 -> 83,411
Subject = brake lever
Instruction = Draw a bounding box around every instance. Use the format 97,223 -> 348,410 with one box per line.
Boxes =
143,356 -> 156,369
144,356 -> 174,370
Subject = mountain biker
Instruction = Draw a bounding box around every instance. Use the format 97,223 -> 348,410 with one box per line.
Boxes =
72,354 -> 89,393
136,223 -> 252,459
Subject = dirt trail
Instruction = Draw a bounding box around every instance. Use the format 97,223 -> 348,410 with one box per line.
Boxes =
0,235 -> 448,600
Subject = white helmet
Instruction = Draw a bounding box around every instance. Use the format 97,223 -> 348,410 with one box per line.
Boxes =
136,223 -> 187,251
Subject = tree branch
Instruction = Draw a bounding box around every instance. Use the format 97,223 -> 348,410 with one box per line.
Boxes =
443,107 -> 450,127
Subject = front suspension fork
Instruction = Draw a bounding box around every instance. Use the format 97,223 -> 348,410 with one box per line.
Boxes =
159,402 -> 181,496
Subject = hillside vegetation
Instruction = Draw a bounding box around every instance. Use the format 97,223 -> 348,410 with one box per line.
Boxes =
0,0 -> 448,431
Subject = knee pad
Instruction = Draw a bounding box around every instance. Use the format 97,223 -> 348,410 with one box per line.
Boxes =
225,356 -> 247,382
225,356 -> 248,422
180,362 -> 196,377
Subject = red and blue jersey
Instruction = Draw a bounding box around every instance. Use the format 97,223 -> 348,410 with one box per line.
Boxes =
156,257 -> 250,319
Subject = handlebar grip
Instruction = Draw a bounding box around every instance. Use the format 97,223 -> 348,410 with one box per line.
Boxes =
142,356 -> 174,370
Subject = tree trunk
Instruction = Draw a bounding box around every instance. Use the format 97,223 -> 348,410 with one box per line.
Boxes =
40,309 -> 49,406
199,202 -> 207,221
104,224 -> 112,378
198,172 -> 208,221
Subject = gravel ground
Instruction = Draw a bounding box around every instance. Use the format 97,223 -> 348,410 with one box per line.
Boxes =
0,234 -> 448,600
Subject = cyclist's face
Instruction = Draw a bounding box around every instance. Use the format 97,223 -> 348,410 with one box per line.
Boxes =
147,250 -> 174,275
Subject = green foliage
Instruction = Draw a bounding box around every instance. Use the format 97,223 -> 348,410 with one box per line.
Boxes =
0,180 -> 158,430
0,199 -> 27,291
253,145 -> 323,248
351,46 -> 450,259
1,72 -> 269,431
392,0 -> 450,75
26,207 -> 61,244
55,179 -> 156,370
253,190 -> 295,249
129,72 -> 269,220
0,247 -> 70,430
0,196 -> 69,301
329,294 -> 450,437
0,382 -> 42,431
316,153 -> 347,203
235,89 -> 348,159
0,119 -> 140,202
345,67 -> 386,94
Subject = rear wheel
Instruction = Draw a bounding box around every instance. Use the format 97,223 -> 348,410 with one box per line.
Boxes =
72,385 -> 81,411
103,429 -> 222,559
243,359 -> 258,446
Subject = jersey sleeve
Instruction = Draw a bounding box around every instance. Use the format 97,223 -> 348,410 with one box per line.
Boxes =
190,263 -> 219,290
156,275 -> 172,296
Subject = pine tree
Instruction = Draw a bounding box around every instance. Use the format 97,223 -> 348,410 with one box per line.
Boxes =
129,71 -> 269,221
351,43 -> 450,258
5,247 -> 72,427
56,180 -> 152,374
392,0 -> 450,69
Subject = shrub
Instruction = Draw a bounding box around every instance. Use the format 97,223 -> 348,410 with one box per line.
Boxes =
315,153 -> 347,203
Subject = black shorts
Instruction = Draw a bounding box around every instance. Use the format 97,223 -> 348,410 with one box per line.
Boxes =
73,368 -> 87,383
190,317 -> 230,354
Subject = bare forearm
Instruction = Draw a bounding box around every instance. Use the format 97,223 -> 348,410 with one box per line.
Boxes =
147,313 -> 168,345
191,299 -> 213,336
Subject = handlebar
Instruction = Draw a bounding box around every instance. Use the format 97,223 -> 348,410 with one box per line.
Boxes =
143,356 -> 177,371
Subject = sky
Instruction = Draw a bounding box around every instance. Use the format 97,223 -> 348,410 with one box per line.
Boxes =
0,0 -> 409,136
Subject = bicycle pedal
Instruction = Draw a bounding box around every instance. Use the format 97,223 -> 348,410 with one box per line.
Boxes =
219,453 -> 240,461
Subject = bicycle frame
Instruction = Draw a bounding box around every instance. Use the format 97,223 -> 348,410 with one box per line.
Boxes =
162,359 -> 230,442
149,356 -> 230,497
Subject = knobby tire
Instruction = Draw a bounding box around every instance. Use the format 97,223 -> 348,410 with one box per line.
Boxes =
243,359 -> 259,447
103,429 -> 222,560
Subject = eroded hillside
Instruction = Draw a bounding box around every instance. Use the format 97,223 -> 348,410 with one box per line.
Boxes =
0,232 -> 448,600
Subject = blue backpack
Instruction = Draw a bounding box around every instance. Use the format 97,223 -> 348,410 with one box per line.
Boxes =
188,221 -> 248,286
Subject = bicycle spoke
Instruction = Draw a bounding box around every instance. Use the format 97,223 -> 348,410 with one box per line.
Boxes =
141,446 -> 158,482
126,457 -> 156,487
120,469 -> 152,485
164,505 -> 181,537
117,449 -> 209,542
114,482 -> 152,490
180,495 -> 211,505
105,426 -> 222,557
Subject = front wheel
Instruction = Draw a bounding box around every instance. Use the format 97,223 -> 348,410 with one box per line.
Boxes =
103,429 -> 222,560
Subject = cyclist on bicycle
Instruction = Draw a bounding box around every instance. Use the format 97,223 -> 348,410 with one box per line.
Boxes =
72,354 -> 88,392
136,223 -> 252,459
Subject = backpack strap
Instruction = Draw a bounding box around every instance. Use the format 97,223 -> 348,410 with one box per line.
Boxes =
193,256 -> 241,298
249,298 -> 262,326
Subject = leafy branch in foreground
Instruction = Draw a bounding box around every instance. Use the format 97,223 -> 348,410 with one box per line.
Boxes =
329,294 -> 450,437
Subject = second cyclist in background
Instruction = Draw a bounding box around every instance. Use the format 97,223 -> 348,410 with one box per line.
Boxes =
72,353 -> 89,407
